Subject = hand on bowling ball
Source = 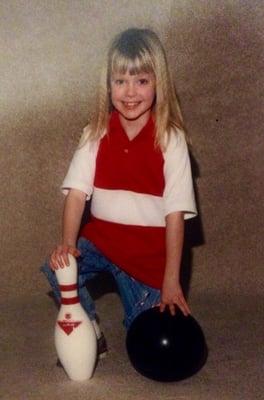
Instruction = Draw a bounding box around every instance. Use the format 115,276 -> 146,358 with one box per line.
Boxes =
49,244 -> 80,270
160,279 -> 191,317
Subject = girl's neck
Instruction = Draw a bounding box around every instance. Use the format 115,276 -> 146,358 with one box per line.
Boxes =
118,111 -> 151,141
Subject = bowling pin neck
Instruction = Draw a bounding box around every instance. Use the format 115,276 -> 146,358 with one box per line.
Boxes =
55,254 -> 78,286
54,255 -> 80,305
59,283 -> 80,305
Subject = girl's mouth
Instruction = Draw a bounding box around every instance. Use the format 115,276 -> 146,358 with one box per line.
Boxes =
123,102 -> 141,109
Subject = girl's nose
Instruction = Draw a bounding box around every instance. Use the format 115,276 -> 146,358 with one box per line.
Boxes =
126,82 -> 136,97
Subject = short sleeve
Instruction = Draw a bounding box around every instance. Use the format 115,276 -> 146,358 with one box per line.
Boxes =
163,129 -> 197,220
61,132 -> 100,200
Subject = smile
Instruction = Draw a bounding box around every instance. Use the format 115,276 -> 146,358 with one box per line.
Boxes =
122,102 -> 141,108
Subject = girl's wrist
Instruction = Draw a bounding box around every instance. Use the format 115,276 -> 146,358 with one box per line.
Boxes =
62,241 -> 76,248
164,263 -> 180,276
163,269 -> 180,283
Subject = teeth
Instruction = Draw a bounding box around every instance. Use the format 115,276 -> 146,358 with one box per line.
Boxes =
124,102 -> 139,106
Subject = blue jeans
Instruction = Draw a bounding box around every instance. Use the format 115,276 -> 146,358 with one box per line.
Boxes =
41,237 -> 161,329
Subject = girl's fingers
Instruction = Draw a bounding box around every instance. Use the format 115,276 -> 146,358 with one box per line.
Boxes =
61,250 -> 70,267
68,247 -> 81,258
49,259 -> 56,271
50,248 -> 64,270
179,304 -> 188,317
160,302 -> 177,316
51,246 -> 62,269
169,303 -> 176,316
49,245 -> 80,271
159,303 -> 166,313
178,298 -> 191,316
56,252 -> 65,269
49,253 -> 59,270
159,299 -> 191,317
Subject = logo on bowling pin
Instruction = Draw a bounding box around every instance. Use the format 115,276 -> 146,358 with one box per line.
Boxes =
57,317 -> 82,336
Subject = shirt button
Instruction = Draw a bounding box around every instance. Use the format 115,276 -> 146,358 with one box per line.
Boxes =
124,148 -> 128,153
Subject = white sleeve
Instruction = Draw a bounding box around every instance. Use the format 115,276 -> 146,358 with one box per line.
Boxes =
163,129 -> 197,220
61,138 -> 100,200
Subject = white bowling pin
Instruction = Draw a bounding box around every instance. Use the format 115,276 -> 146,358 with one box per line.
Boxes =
54,254 -> 97,381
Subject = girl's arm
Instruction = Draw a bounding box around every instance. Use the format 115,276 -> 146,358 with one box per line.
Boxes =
49,188 -> 87,270
160,211 -> 191,316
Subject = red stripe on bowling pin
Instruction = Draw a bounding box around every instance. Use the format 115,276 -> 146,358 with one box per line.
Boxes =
59,283 -> 79,304
59,284 -> 78,291
61,297 -> 80,305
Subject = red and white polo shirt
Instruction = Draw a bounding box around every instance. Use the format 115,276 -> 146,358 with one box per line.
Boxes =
62,111 -> 197,288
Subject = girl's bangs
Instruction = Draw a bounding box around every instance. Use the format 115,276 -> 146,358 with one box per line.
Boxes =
110,50 -> 154,75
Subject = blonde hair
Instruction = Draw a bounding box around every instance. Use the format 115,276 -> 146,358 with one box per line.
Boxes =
84,28 -> 186,150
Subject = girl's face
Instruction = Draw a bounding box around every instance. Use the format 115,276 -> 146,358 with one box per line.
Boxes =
110,71 -> 156,124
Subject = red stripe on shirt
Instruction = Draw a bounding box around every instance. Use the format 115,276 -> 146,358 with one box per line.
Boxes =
80,216 -> 166,289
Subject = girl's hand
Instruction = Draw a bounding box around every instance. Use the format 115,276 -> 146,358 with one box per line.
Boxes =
49,244 -> 80,271
160,279 -> 191,317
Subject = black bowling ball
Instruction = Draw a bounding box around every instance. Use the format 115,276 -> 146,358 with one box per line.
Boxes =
126,307 -> 207,382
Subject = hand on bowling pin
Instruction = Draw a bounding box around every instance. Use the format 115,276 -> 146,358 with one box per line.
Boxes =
50,244 -> 80,270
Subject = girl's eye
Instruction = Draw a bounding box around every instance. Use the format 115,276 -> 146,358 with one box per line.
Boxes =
138,79 -> 148,85
115,79 -> 124,85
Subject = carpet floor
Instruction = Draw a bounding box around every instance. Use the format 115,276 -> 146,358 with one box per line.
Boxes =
1,289 -> 263,400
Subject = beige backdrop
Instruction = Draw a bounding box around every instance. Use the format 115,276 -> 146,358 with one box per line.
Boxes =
1,0 -> 263,301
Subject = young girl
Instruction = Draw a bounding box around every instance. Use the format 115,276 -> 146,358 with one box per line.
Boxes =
41,28 -> 197,357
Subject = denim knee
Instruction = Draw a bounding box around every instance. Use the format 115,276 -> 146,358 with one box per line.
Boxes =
40,260 -> 61,301
122,282 -> 161,330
